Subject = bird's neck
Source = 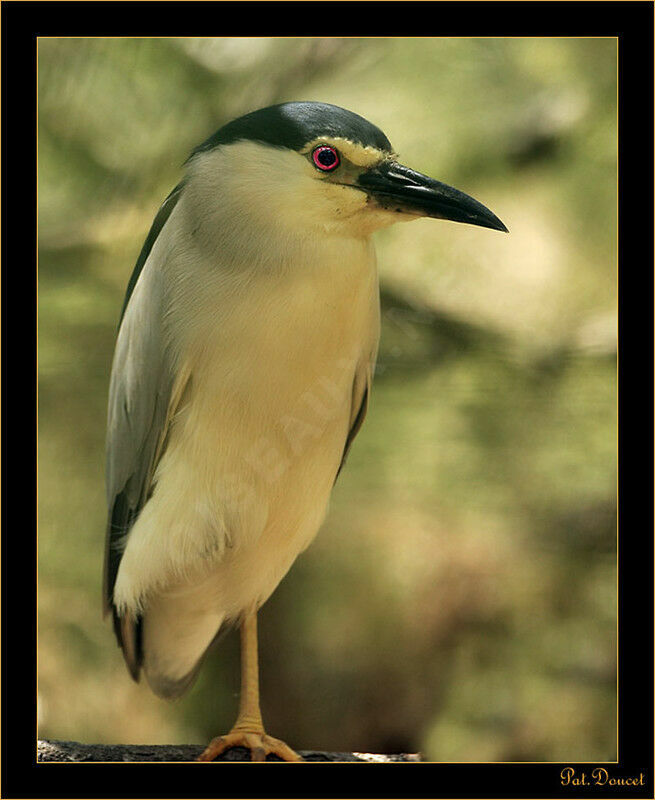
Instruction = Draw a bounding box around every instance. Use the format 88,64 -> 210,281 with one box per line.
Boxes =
182,195 -> 374,278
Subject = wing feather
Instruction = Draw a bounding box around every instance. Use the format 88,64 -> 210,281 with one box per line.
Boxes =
335,366 -> 372,482
103,186 -> 186,676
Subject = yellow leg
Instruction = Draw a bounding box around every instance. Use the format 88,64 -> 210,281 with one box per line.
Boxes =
197,610 -> 303,762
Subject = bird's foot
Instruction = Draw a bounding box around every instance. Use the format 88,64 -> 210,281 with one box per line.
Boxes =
196,728 -> 303,762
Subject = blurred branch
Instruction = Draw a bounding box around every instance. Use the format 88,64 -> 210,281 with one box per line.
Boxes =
377,285 -> 509,375
266,38 -> 370,104
381,286 -> 508,352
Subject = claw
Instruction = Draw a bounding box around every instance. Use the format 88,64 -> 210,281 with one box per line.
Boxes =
197,730 -> 303,762
196,735 -> 229,762
251,745 -> 267,762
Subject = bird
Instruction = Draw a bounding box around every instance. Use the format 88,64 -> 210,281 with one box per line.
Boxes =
103,101 -> 507,762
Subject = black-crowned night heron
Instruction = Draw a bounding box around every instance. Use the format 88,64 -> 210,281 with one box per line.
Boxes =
103,101 -> 507,762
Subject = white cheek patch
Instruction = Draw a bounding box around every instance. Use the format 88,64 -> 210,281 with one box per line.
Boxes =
300,136 -> 394,168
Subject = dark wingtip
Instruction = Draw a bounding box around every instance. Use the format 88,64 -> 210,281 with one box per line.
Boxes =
113,610 -> 143,682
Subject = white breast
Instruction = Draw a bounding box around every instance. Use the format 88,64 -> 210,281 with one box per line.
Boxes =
113,214 -> 379,621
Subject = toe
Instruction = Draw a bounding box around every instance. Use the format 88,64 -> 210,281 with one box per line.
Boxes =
197,736 -> 228,762
264,735 -> 304,762
251,745 -> 267,761
196,730 -> 302,762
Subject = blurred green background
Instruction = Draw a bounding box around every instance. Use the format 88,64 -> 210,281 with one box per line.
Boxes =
38,37 -> 617,761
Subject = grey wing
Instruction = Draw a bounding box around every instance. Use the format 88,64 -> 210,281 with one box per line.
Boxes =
103,261 -> 174,616
103,189 -> 186,674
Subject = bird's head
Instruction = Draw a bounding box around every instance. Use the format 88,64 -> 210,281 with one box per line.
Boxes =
185,102 -> 507,242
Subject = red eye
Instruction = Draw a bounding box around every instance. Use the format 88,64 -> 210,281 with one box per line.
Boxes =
312,145 -> 340,172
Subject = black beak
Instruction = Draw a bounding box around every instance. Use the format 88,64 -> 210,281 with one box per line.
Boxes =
357,161 -> 508,233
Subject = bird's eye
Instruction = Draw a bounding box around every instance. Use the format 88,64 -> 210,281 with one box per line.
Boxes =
312,145 -> 340,172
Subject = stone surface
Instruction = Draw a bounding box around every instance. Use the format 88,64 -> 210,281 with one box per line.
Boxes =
37,739 -> 421,763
